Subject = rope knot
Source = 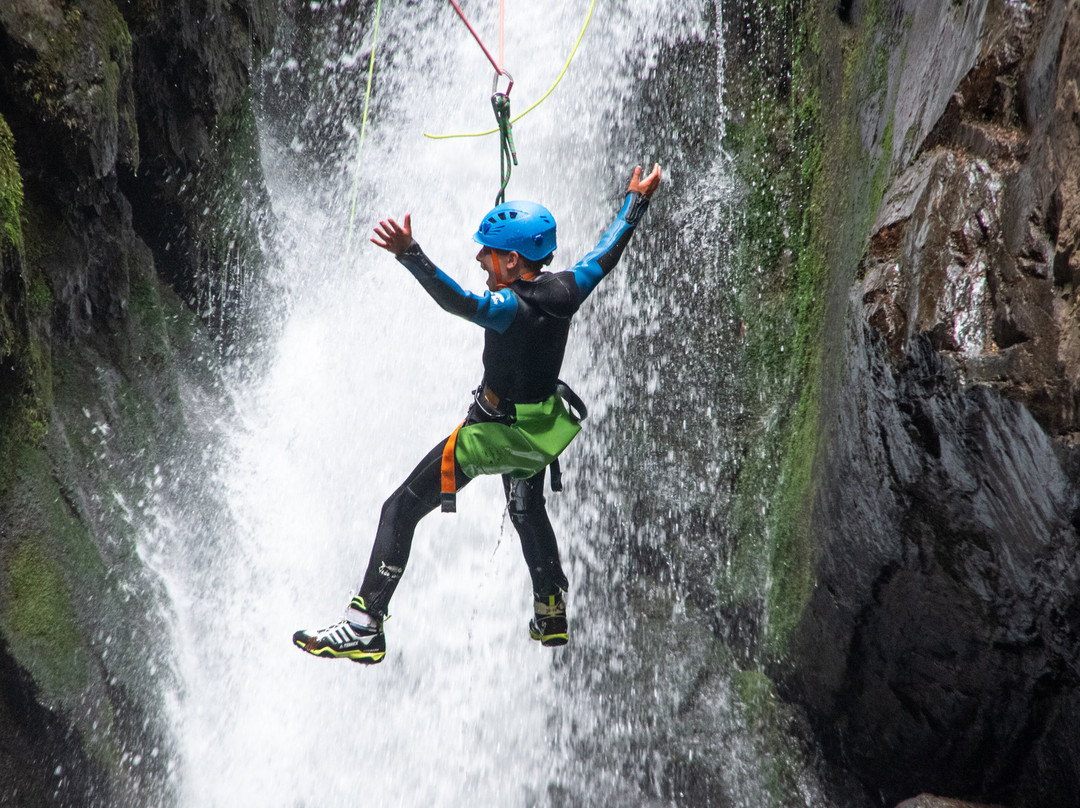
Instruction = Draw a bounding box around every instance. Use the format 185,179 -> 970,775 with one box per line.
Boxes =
491,92 -> 518,205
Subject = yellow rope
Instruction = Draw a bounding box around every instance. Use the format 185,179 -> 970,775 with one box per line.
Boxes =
424,0 -> 597,140
345,0 -> 384,256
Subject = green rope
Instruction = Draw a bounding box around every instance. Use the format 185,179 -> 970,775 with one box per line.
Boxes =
492,92 -> 517,205
345,0 -> 384,257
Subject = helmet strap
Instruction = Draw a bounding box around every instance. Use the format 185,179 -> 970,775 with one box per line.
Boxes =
491,249 -> 507,289
490,249 -> 536,288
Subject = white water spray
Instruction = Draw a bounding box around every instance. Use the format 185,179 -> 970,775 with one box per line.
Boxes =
151,2 -> 722,805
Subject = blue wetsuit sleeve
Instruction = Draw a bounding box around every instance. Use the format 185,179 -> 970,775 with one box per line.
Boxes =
571,191 -> 651,300
396,244 -> 517,333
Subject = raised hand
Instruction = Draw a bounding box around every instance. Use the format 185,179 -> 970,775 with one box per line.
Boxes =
627,163 -> 662,199
371,214 -> 415,256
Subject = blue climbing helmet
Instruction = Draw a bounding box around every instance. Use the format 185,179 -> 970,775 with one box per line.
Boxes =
473,200 -> 557,263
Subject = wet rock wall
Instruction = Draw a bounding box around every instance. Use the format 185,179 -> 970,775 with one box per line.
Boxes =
0,0 -> 275,804
782,0 -> 1080,805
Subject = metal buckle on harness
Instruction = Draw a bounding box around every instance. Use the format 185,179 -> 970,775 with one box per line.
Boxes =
471,384 -> 515,424
481,384 -> 501,411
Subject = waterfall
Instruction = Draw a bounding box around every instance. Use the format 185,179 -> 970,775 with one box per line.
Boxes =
139,2 -> 779,805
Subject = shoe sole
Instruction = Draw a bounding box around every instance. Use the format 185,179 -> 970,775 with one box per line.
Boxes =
293,637 -> 385,664
529,627 -> 568,647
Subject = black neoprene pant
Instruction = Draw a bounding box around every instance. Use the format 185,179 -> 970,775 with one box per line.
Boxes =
357,434 -> 569,618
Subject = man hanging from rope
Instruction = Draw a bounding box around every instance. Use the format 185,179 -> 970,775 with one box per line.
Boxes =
293,162 -> 662,664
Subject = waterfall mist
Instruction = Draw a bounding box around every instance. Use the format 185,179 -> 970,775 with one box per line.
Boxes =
137,2 -> 800,805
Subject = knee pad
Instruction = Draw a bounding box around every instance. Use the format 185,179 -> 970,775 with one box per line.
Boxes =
508,482 -> 545,524
508,497 -> 529,524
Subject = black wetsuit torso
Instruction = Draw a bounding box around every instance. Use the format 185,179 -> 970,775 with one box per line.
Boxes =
482,272 -> 579,403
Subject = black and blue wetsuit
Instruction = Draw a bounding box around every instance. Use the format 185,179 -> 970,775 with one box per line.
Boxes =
358,191 -> 651,617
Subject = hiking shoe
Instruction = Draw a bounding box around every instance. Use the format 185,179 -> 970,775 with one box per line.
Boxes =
293,596 -> 385,664
528,592 -> 568,647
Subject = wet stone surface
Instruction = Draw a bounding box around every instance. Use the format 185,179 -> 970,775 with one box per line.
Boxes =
785,0 -> 1080,806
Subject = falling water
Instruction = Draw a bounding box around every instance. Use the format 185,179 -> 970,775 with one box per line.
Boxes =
137,1 -> 794,806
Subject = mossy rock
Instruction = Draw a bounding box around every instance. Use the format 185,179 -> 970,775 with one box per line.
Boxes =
0,115 -> 24,254
0,535 -> 89,698
4,0 -> 137,178
716,0 -> 906,660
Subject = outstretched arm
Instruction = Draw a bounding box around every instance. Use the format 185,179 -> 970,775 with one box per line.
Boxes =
572,163 -> 662,298
371,214 -> 518,333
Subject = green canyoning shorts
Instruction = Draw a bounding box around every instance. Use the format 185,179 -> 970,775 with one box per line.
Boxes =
454,392 -> 583,480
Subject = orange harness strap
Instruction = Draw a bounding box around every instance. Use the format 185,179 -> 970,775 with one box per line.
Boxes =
441,421 -> 466,513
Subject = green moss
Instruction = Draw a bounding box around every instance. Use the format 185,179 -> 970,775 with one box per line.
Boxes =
0,115 -> 24,380
870,113 -> 896,209
717,3 -> 829,655
0,437 -> 141,772
102,1 -> 134,53
4,538 -> 78,640
2,535 -> 89,698
718,0 -> 901,659
12,442 -> 109,583
734,668 -> 777,723
0,115 -> 23,254
0,115 -> 52,462
27,275 -> 53,319
732,667 -> 805,803
24,407 -> 50,445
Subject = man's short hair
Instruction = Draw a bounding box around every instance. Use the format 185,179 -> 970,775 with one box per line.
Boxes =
519,252 -> 553,273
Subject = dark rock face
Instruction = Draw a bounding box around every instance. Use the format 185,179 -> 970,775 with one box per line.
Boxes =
0,0 -> 139,185
801,327 -> 1080,806
0,0 -> 141,344
896,797 -> 1002,808
0,636 -> 111,808
0,0 -> 275,342
786,1 -> 1080,805
863,0 -> 1080,441
117,0 -> 276,333
0,0 -> 276,804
